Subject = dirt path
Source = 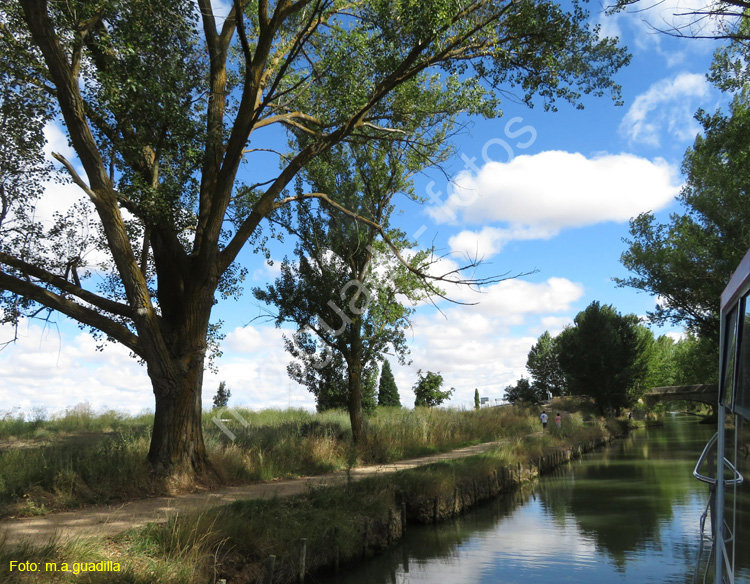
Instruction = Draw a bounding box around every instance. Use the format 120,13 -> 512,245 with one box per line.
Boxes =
0,440 -> 509,546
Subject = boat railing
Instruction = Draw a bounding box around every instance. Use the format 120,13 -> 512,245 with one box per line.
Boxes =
693,432 -> 744,486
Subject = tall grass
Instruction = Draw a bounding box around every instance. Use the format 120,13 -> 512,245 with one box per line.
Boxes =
0,403 -> 604,518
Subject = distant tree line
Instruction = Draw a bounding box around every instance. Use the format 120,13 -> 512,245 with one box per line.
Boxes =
505,301 -> 716,415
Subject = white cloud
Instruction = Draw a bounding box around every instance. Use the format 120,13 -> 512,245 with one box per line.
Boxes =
448,226 -> 552,260
393,277 -> 584,407
0,321 -> 314,415
430,151 -> 680,240
208,324 -> 313,410
619,73 -> 710,146
0,321 -> 152,415
539,315 -> 573,335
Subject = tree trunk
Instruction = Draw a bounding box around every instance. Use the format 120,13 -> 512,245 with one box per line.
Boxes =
147,360 -> 211,477
348,360 -> 364,443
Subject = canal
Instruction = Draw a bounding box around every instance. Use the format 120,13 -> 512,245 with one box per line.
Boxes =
332,414 -> 750,584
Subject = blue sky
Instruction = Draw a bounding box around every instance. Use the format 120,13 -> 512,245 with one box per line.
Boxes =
0,1 -> 732,416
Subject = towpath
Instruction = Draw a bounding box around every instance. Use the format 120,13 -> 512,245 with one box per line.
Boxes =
0,439 -> 509,546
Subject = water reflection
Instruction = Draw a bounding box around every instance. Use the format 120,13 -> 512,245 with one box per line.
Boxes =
331,415 -> 749,584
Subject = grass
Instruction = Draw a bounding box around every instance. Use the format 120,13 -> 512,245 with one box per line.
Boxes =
0,408 -> 628,584
0,404 -> 542,517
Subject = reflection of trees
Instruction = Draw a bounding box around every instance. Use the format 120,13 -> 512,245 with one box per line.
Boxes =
330,488 -> 536,584
332,417 -> 722,583
538,416 -> 714,567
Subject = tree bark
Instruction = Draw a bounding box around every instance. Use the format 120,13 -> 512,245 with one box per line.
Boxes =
348,362 -> 364,444
147,351 -> 211,477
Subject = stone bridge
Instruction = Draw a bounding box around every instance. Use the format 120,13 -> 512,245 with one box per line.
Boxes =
642,384 -> 718,408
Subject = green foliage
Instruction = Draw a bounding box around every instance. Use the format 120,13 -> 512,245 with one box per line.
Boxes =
413,370 -> 454,407
212,381 -> 231,409
556,301 -> 649,415
290,350 -> 377,414
617,37 -> 750,344
504,377 -> 546,405
474,388 -> 480,410
638,332 -> 677,389
378,360 -> 401,407
673,334 -> 718,384
526,331 -> 566,396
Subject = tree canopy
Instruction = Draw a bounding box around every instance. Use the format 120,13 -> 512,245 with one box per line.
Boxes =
617,36 -> 750,344
526,330 -> 566,397
556,301 -> 648,415
0,0 -> 629,477
413,370 -> 454,407
503,376 -> 546,405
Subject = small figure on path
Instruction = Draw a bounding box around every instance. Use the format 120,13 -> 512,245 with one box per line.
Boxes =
555,412 -> 562,429
540,411 -> 548,431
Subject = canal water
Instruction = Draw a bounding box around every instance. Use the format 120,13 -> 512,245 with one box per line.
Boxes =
332,414 -> 750,584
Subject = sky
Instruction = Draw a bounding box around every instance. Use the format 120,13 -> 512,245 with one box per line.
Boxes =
0,1 -> 735,417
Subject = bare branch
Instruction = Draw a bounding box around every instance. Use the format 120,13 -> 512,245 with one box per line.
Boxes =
51,152 -> 99,203
276,192 -> 533,304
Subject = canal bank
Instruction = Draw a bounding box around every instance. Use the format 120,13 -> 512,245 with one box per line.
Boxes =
214,420 -> 629,584
0,416 -> 630,584
332,413 -> 750,584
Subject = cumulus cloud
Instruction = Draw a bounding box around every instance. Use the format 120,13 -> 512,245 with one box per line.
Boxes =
431,151 -> 680,240
0,321 -> 152,414
448,226 -> 552,260
619,73 -> 710,146
0,321 -> 314,415
392,276 -> 584,407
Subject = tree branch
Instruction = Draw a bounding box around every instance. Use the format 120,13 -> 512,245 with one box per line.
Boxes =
0,267 -> 142,356
0,252 -> 135,318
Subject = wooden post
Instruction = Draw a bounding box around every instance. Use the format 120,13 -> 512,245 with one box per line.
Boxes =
433,496 -> 439,523
298,539 -> 307,584
388,508 -> 394,544
401,501 -> 407,535
453,486 -> 459,515
264,555 -> 276,584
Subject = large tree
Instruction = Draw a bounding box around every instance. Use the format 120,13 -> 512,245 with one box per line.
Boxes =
254,133 -> 441,441
617,93 -> 750,343
0,0 -> 628,477
556,301 -> 648,415
617,26 -> 750,346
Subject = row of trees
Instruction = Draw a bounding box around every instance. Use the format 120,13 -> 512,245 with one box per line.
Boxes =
299,360 -> 456,412
505,301 -> 717,414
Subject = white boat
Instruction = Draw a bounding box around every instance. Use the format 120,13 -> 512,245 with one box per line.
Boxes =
694,247 -> 750,583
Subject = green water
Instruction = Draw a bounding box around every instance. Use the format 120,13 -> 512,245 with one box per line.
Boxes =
332,414 -> 750,584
